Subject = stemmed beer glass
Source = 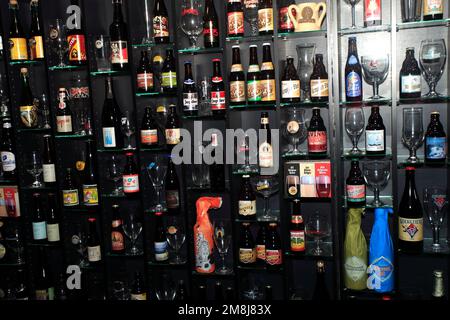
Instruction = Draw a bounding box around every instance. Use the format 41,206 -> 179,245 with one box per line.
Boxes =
180,0 -> 204,50
419,39 -> 447,98
282,108 -> 307,156
305,212 -> 331,256
402,108 -> 424,164
361,55 -> 390,100
363,160 -> 391,207
213,220 -> 232,275
27,151 -> 43,188
146,155 -> 168,212
345,107 -> 365,155
344,0 -> 362,29
423,187 -> 448,252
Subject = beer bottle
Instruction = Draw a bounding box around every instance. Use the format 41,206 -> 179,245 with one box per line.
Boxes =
238,175 -> 257,219
259,112 -> 273,168
229,45 -> 246,106
265,223 -> 282,270
247,45 -> 261,104
62,168 -> 79,207
423,0 -> 444,21
42,135 -> 56,186
345,37 -> 363,102
82,140 -> 99,206
87,218 -> 102,264
310,54 -> 329,103
110,0 -> 129,71
398,167 -> 423,254
161,49 -> 177,93
111,204 -> 125,254
281,56 -> 301,103
210,133 -> 225,192
165,104 -> 181,147
153,0 -> 170,44
431,270 -> 446,300
258,0 -> 274,35
9,0 -> 28,61
165,156 -> 180,215
19,68 -> 38,128
203,0 -> 219,48
136,51 -> 154,92
32,193 -> 47,243
313,260 -> 330,300
290,199 -> 305,254
227,0 -> 244,37
131,272 -> 147,300
154,211 -> 169,262
239,223 -> 256,266
364,0 -> 382,27
346,160 -> 366,207
0,12 -> 4,59
56,88 -> 73,134
34,247 -> 54,300
101,77 -> 123,149
425,111 -> 447,163
260,43 -> 276,104
210,59 -> 226,116
182,61 -> 199,117
307,107 -> 328,156
0,118 -> 17,180
365,106 -> 386,156
140,106 -> 159,147
66,0 -> 87,65
256,223 -> 268,264
29,0 -> 45,61
123,153 -> 140,194
399,48 -> 422,100
279,0 -> 295,33
46,193 -> 60,244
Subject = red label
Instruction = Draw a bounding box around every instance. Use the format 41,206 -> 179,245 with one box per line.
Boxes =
256,244 -> 265,260
203,26 -> 219,37
211,91 -> 226,110
111,231 -> 125,251
279,7 -> 294,30
68,34 -> 87,62
137,73 -> 154,89
364,0 -> 381,22
347,185 -> 366,202
265,249 -> 282,266
308,131 -> 327,153
182,8 -> 199,16
228,11 -> 244,35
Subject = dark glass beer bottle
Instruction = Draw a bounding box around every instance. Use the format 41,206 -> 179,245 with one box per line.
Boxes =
279,0 -> 295,33
227,0 -> 244,37
238,175 -> 257,219
165,156 -> 180,215
307,108 -> 327,156
247,45 -> 261,104
346,160 -> 366,207
110,0 -> 129,71
258,0 -> 274,35
256,223 -> 268,264
140,107 -> 159,147
259,112 -> 273,168
182,61 -> 199,117
203,0 -> 219,48
42,135 -> 56,186
345,37 -> 363,102
364,0 -> 382,27
210,133 -> 225,192
131,272 -> 147,300
67,0 -> 87,65
56,88 -> 73,134
111,204 -> 125,254
9,0 -> 28,61
365,106 -> 386,156
425,111 -> 447,163
29,0 -> 45,61
211,59 -> 226,116
136,51 -> 154,92
161,49 -> 177,93
400,48 -> 422,100
62,168 -> 79,207
32,193 -> 47,243
229,45 -> 246,106
265,223 -> 282,270
290,199 -> 305,254
46,193 -> 60,244
423,0 -> 444,21
281,56 -> 301,103
19,68 -> 38,128
154,211 -> 169,262
101,77 -> 123,149
123,153 -> 140,194
239,223 -> 256,266
313,260 -> 330,300
82,140 -> 99,206
0,118 -> 17,180
153,0 -> 170,43
310,54 -> 329,103
165,104 -> 181,147
87,218 -> 102,264
260,43 -> 276,104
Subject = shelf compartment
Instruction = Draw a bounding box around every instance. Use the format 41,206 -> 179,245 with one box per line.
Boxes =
338,25 -> 391,36
340,99 -> 392,107
54,133 -> 93,140
16,127 -> 52,134
135,91 -> 177,98
226,35 -> 274,44
97,147 -> 136,153
341,148 -> 393,160
397,19 -> 450,30
106,253 -> 144,258
9,60 -> 41,66
278,29 -> 327,39
178,47 -> 224,55
282,152 -> 330,160
182,114 -> 227,121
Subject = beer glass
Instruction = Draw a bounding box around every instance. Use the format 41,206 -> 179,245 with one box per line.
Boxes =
362,160 -> 391,207
48,19 -> 68,67
122,213 -> 143,255
192,141 -> 210,188
166,218 -> 186,264
155,273 -> 177,300
180,0 -> 204,49
296,44 -> 316,102
305,212 -> 331,256
419,39 -> 447,98
213,220 -> 232,274
244,0 -> 259,36
345,107 -> 365,155
121,111 -> 135,150
26,151 -> 43,188
146,155 -> 168,211
251,175 -> 279,221
93,35 -> 111,72
344,0 -> 362,29
361,55 -> 390,100
401,0 -> 423,22
282,108 -> 307,156
402,108 -> 424,164
107,155 -> 124,196
423,187 -> 448,252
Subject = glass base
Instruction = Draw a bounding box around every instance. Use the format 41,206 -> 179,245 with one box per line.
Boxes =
216,267 -> 233,275
285,149 -> 303,156
367,95 -> 384,100
30,181 -> 43,188
170,256 -> 187,265
259,215 -> 278,222
128,247 -> 143,256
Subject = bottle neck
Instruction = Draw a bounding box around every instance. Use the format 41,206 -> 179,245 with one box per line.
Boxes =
262,47 -> 272,63
232,49 -> 241,65
249,49 -> 258,65
348,41 -> 358,57
113,2 -> 124,22
213,62 -> 222,77
433,275 -> 445,298
184,64 -> 193,80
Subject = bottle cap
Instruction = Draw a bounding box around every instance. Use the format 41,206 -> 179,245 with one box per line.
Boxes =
88,217 -> 96,222
212,58 -> 221,62
249,44 -> 257,48
433,270 -> 443,278
263,43 -> 271,46
431,111 -> 440,115
232,45 -> 240,49
405,166 -> 416,171
20,68 -> 28,73
125,152 -> 134,156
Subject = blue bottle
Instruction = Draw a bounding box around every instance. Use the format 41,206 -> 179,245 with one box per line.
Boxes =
368,208 -> 394,293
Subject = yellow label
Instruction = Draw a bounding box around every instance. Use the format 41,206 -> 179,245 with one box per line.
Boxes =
9,38 -> 28,60
239,248 -> 257,264
258,8 -> 274,32
83,185 -> 99,205
311,79 -> 329,97
29,36 -> 45,60
260,79 -> 276,102
20,105 -> 38,128
399,217 -> 423,242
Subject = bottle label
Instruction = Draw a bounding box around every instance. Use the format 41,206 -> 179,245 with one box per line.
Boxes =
345,256 -> 367,282
401,75 -> 421,93
131,293 -> 147,301
154,241 -> 169,261
265,249 -> 282,266
308,131 -> 327,153
153,16 -> 170,37
35,290 -> 48,300
141,129 -> 158,145
366,130 -> 385,152
57,115 -> 73,133
282,80 -> 301,99
260,79 -> 276,102
183,92 -> 199,111
239,200 -> 256,216
161,72 -> 177,88
83,184 -> 99,206
203,24 -> 219,38
256,244 -> 266,260
111,40 -> 128,64
424,0 -> 443,15
111,231 -> 125,251
231,64 -> 244,72
43,164 -> 56,183
63,189 -> 79,206
47,223 -> 60,242
29,35 -> 45,60
228,11 -> 244,35
290,230 -> 305,252
67,34 -> 87,62
9,38 -> 28,60
0,243 -> 5,260
165,128 -> 181,145
261,62 -> 274,71
346,71 -> 362,98
259,142 -> 273,168
166,190 -> 180,209
102,127 -> 117,148
347,185 -> 366,202
88,245 -> 101,262
137,73 -> 154,89
0,36 -> 3,51
1,152 -> 16,172
364,0 -> 381,22
211,91 -> 226,110
311,79 -> 329,98
32,221 -> 47,240
399,217 -> 423,242
239,248 -> 257,264
230,81 -> 246,103
258,8 -> 274,32
279,6 -> 294,30
247,80 -> 262,102
123,174 -> 140,193
426,137 -> 446,159
20,105 -> 38,128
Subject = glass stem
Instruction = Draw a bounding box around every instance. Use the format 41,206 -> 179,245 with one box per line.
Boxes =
373,187 -> 380,204
351,136 -> 359,151
264,197 -> 270,217
351,6 -> 356,28
156,188 -> 162,207
373,82 -> 379,97
221,253 -> 226,270
432,225 -> 440,246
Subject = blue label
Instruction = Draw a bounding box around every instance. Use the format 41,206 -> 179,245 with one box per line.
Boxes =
348,55 -> 358,65
426,137 -> 446,159
346,71 -> 362,98
154,241 -> 168,254
368,256 -> 394,293
32,221 -> 47,240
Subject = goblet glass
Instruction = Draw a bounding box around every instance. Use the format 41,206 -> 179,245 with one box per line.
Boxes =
236,134 -> 258,174
48,19 -> 68,67
419,39 -> 447,98
122,213 -> 143,255
282,108 -> 307,156
155,273 -> 177,300
362,160 -> 391,207
344,0 -> 362,29
39,94 -> 51,129
121,111 -> 135,150
213,220 -> 232,275
423,187 -> 448,252
71,231 -> 89,268
361,55 -> 390,100
244,0 -> 259,36
305,212 -> 331,256
180,0 -> 204,50
251,175 -> 279,221
26,151 -> 43,188
166,218 -> 186,264
402,108 -> 424,164
107,155 -> 123,196
146,155 -> 168,212
345,107 -> 365,155
296,44 -> 316,102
